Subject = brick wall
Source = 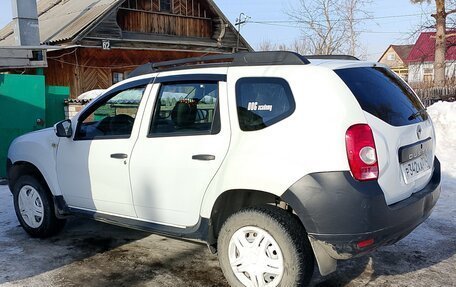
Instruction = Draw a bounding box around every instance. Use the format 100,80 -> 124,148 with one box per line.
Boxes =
64,101 -> 88,119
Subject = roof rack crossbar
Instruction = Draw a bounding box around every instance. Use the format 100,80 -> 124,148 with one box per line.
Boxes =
128,51 -> 311,78
304,55 -> 360,61
152,54 -> 236,69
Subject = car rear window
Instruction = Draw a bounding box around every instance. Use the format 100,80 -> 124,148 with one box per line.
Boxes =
335,67 -> 428,126
236,77 -> 295,131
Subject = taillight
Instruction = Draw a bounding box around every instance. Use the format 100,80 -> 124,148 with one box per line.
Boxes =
345,124 -> 379,181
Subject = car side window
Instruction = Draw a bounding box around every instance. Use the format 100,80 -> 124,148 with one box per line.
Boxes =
75,86 -> 146,140
149,82 -> 220,136
236,77 -> 295,131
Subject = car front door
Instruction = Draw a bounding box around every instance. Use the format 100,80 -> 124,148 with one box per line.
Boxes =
129,77 -> 230,227
56,80 -> 151,217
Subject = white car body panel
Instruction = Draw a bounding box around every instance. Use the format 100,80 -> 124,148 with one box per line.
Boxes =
56,137 -> 138,217
366,113 -> 435,205
7,128 -> 63,196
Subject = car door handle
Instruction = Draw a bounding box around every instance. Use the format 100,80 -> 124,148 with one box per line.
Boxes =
110,153 -> 128,159
192,154 -> 216,161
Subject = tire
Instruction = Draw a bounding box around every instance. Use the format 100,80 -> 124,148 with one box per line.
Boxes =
217,205 -> 314,287
13,175 -> 66,238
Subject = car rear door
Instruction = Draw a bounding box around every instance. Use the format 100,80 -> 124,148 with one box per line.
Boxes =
129,75 -> 230,227
335,67 -> 436,205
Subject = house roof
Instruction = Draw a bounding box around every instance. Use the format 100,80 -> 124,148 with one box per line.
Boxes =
0,0 -> 252,51
391,45 -> 414,62
0,0 -> 119,45
378,44 -> 413,63
407,31 -> 456,63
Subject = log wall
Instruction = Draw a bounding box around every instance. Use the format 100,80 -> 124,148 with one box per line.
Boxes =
45,48 -> 205,98
117,9 -> 212,38
117,0 -> 212,38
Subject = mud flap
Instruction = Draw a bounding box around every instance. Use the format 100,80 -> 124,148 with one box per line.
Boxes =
308,236 -> 337,276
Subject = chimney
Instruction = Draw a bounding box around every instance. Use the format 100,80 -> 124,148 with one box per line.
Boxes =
11,0 -> 40,46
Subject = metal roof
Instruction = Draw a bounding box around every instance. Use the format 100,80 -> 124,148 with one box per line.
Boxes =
0,0 -> 119,46
407,31 -> 456,63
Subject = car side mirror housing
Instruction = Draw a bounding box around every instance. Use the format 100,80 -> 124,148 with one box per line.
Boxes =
55,119 -> 73,138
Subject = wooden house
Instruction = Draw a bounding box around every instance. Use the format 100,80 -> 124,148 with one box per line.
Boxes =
378,44 -> 413,80
406,31 -> 456,84
0,0 -> 252,98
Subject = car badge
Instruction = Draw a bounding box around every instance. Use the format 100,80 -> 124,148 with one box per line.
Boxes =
417,125 -> 422,140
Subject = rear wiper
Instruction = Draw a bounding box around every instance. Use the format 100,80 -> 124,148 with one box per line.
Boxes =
408,108 -> 427,121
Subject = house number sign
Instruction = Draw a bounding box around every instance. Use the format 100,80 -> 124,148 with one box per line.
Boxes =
102,40 -> 111,50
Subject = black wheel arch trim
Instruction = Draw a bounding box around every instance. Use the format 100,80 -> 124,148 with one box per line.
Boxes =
282,157 -> 441,237
8,161 -> 48,194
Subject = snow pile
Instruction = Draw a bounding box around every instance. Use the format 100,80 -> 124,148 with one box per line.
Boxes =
427,101 -> 456,177
425,101 -> 456,232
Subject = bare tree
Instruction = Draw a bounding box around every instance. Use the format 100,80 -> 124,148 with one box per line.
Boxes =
257,39 -> 310,54
286,0 -> 370,56
411,0 -> 456,86
345,0 -> 371,56
288,39 -> 311,54
257,40 -> 279,51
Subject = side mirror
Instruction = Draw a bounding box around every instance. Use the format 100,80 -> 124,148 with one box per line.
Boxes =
54,119 -> 73,138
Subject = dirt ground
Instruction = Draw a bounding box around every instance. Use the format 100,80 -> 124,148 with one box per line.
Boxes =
0,176 -> 454,287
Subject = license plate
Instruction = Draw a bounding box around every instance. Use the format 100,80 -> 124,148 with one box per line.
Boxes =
400,155 -> 431,184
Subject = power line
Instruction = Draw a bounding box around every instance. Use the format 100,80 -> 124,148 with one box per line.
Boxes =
248,12 -> 433,24
247,21 -> 413,34
49,58 -> 141,69
47,48 -> 78,59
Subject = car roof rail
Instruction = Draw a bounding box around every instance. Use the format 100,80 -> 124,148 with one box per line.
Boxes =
128,51 -> 311,78
304,55 -> 360,61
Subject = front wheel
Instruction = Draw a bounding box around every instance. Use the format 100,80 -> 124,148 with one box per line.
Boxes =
217,206 -> 314,287
13,175 -> 66,238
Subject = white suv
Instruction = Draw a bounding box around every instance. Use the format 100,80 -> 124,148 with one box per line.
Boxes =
7,52 -> 441,287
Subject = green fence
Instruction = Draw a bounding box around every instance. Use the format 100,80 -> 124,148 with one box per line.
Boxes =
45,85 -> 70,127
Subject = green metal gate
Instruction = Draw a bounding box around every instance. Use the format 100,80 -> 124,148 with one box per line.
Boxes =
45,85 -> 70,128
0,74 -> 69,177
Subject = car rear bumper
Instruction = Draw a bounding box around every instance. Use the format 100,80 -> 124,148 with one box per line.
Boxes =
283,157 -> 441,259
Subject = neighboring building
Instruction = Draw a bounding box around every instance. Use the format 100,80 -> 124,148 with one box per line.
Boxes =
407,31 -> 456,84
0,0 -> 252,98
378,44 -> 413,80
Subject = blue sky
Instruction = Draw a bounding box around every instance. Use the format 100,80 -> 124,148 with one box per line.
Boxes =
0,0 -> 434,60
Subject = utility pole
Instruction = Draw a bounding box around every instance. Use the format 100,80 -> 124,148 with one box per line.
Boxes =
235,13 -> 250,53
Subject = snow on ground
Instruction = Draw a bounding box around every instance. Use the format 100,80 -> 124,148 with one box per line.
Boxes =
0,101 -> 455,287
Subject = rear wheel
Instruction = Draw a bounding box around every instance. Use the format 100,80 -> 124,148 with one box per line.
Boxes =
13,175 -> 66,238
217,206 -> 314,287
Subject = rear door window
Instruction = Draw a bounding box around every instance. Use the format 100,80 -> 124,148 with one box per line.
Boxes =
149,82 -> 220,136
335,67 -> 427,126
